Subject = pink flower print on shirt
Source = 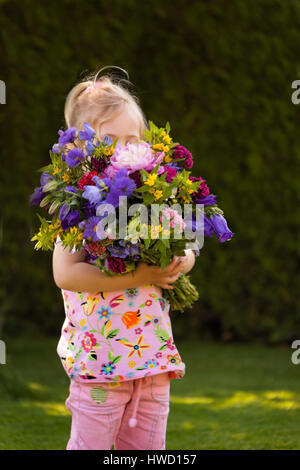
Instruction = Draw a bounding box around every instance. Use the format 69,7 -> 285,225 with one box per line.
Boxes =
166,338 -> 176,351
82,332 -> 97,352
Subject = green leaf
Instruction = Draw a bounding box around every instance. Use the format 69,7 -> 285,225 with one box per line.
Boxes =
75,346 -> 83,360
108,350 -> 113,362
112,355 -> 121,364
106,329 -> 119,339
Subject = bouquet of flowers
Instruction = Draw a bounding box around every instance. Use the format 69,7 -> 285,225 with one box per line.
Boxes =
30,120 -> 234,312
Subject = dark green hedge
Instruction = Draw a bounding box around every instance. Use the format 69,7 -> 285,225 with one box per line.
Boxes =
0,0 -> 299,344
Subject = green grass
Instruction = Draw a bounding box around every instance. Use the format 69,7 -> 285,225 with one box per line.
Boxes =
0,334 -> 299,450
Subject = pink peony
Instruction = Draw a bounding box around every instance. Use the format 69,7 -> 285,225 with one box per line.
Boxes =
110,142 -> 157,174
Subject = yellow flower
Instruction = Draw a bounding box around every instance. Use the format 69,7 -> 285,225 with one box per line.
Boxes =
186,179 -> 192,185
151,226 -> 159,238
145,174 -> 157,186
164,154 -> 172,163
52,168 -> 60,175
79,319 -> 85,327
62,173 -> 70,182
153,143 -> 164,152
163,134 -> 172,144
53,219 -> 61,229
104,147 -> 114,156
188,189 -> 194,194
149,188 -> 155,193
163,145 -> 170,152
128,361 -> 136,368
154,190 -> 163,200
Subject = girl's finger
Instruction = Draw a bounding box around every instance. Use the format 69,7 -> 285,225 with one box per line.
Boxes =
165,257 -> 183,273
158,284 -> 174,290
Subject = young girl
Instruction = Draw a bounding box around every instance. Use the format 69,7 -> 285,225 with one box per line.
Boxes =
52,66 -> 196,450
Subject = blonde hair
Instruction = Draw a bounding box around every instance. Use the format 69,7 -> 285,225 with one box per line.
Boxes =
64,66 -> 149,139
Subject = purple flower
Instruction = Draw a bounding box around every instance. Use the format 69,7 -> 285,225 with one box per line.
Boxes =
86,140 -> 99,154
84,216 -> 104,242
165,161 -> 180,170
103,135 -> 113,147
65,148 -> 85,167
52,143 -> 62,154
60,210 -> 81,230
58,127 -> 77,145
204,216 -> 214,237
29,186 -> 45,206
83,201 -> 96,218
107,240 -> 139,258
195,194 -> 217,206
107,244 -> 130,258
58,204 -> 70,221
104,168 -> 136,207
209,214 -> 234,242
82,185 -> 103,205
40,172 -> 54,188
79,122 -> 96,141
65,186 -> 78,197
119,239 -> 140,257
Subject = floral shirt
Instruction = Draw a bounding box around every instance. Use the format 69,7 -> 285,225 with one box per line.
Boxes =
55,237 -> 186,383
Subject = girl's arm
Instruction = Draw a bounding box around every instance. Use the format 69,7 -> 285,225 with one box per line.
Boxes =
52,242 -> 185,293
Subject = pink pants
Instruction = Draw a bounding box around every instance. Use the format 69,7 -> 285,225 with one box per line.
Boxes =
65,371 -> 171,450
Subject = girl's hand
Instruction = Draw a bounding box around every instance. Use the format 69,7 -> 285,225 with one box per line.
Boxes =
173,250 -> 195,275
135,256 -> 185,290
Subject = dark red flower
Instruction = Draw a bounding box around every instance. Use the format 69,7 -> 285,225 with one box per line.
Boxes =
105,256 -> 127,274
164,166 -> 177,182
173,145 -> 193,169
189,176 -> 210,199
91,157 -> 108,173
78,171 -> 99,190
129,170 -> 143,188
